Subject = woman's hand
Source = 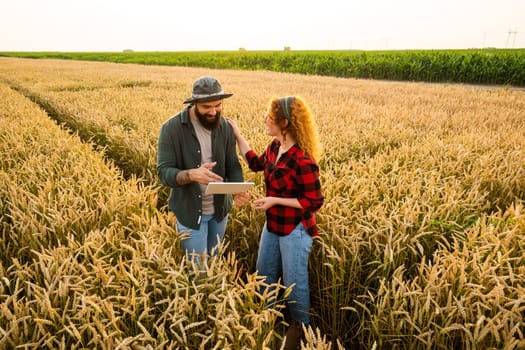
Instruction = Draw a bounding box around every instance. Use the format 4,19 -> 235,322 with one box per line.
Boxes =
226,118 -> 241,138
253,197 -> 277,211
226,118 -> 251,164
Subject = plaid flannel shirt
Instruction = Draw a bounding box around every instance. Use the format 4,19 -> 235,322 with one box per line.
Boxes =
245,139 -> 324,236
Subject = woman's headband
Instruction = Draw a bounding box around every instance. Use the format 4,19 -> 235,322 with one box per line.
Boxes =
279,96 -> 295,120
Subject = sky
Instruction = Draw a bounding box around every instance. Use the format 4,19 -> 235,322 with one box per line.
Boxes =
1,0 -> 524,52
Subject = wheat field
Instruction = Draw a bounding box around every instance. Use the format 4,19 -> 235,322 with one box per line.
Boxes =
1,57 -> 524,349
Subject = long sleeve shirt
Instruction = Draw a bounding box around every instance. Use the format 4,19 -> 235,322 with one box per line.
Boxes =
157,106 -> 244,229
245,139 -> 324,236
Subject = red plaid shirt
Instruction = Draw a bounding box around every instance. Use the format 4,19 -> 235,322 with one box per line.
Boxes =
245,139 -> 324,236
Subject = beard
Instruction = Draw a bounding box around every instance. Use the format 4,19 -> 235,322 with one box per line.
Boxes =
194,105 -> 221,130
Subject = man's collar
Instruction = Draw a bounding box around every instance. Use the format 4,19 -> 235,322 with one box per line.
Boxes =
180,105 -> 192,124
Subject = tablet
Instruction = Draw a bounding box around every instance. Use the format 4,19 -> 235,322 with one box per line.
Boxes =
205,182 -> 254,194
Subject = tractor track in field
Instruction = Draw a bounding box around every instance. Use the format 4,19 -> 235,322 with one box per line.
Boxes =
4,79 -> 140,180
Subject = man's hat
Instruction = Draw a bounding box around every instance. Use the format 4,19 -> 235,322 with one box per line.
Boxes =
183,76 -> 233,104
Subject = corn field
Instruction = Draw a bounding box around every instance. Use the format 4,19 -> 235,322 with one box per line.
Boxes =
2,49 -> 524,86
1,57 -> 524,349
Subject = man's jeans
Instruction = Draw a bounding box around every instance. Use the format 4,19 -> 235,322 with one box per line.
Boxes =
256,222 -> 313,324
176,214 -> 228,265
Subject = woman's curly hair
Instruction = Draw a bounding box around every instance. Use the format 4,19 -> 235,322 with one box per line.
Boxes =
268,96 -> 322,162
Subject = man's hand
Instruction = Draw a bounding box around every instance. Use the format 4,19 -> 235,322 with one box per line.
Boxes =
233,192 -> 250,207
190,162 -> 224,185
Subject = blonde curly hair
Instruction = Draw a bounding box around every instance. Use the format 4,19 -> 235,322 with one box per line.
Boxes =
267,96 -> 322,162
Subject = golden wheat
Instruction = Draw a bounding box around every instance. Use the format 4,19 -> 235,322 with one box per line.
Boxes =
1,57 -> 524,349
0,81 -> 292,349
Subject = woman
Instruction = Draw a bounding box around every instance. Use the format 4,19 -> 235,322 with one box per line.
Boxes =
229,96 -> 324,349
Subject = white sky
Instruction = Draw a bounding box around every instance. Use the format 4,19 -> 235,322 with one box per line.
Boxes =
1,0 -> 524,51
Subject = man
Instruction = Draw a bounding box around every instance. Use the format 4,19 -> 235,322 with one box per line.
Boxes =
157,76 -> 249,262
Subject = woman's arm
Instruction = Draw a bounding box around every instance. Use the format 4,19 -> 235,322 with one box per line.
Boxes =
227,118 -> 251,164
253,197 -> 302,211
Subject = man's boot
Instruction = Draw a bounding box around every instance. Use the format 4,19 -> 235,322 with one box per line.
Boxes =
283,320 -> 304,350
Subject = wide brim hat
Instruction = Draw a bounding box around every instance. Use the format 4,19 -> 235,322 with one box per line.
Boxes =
183,76 -> 233,104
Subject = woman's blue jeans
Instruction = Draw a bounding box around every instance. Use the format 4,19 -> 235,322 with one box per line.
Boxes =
176,214 -> 228,264
256,222 -> 313,324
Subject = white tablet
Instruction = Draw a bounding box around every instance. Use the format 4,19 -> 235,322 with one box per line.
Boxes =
205,182 -> 255,195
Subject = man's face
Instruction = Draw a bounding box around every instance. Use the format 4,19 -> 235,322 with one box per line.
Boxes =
194,100 -> 222,130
